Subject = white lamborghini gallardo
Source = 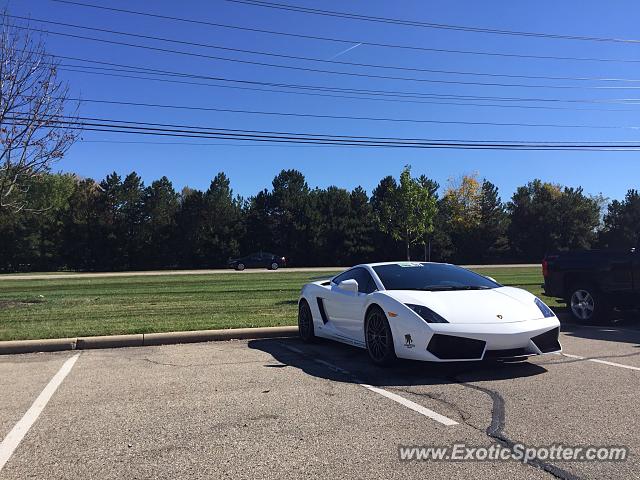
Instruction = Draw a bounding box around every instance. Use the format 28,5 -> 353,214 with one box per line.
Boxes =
297,262 -> 561,365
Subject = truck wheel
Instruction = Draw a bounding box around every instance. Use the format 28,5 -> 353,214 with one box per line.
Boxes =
567,284 -> 611,323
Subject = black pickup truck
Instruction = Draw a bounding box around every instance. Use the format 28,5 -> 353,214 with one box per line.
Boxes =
543,241 -> 640,322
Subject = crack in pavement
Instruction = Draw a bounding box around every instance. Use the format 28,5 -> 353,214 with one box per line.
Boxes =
389,387 -> 476,427
450,373 -> 583,480
275,341 -> 581,478
392,380 -> 581,480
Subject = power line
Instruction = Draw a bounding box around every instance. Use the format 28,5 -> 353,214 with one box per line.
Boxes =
11,14 -> 640,84
7,115 -> 640,150
15,122 -> 640,149
50,60 -> 640,107
54,56 -> 640,102
19,48 -> 640,111
25,51 -> 640,106
49,0 -> 640,64
52,114 -> 640,143
69,97 -> 640,130
52,65 -> 640,113
23,24 -> 640,90
222,0 -> 640,45
38,128 -> 640,150
82,139 -> 354,148
11,114 -> 600,142
75,139 -> 639,150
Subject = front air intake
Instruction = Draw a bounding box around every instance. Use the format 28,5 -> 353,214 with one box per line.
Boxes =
426,334 -> 486,360
484,348 -> 528,359
531,327 -> 561,353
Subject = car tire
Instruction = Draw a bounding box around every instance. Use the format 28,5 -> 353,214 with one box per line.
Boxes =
567,283 -> 612,324
270,262 -> 279,270
298,299 -> 316,343
235,263 -> 245,271
365,306 -> 396,366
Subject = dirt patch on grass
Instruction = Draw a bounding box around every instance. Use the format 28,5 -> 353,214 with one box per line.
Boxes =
0,298 -> 46,310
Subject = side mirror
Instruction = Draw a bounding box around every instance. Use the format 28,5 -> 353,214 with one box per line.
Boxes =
485,276 -> 497,283
337,279 -> 359,294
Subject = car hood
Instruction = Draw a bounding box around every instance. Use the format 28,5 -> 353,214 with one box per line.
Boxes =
383,287 -> 546,324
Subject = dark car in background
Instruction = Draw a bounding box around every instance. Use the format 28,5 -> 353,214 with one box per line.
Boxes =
543,239 -> 639,323
228,252 -> 287,271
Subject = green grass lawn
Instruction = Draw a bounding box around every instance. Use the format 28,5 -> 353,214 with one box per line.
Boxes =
0,266 -> 556,341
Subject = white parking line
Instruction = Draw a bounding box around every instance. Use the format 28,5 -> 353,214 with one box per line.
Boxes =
281,344 -> 457,426
560,352 -> 640,371
0,353 -> 80,472
360,384 -> 458,426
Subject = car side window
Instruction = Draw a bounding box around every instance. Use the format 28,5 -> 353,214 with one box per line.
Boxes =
333,268 -> 376,294
353,268 -> 377,294
367,274 -> 378,294
332,269 -> 357,285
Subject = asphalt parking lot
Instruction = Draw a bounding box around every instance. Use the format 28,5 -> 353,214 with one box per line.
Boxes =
1,321 -> 639,479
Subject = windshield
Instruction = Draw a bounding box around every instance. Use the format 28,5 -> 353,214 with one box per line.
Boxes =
372,263 -> 501,291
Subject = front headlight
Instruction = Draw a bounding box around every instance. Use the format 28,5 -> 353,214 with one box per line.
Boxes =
534,297 -> 555,318
406,304 -> 448,323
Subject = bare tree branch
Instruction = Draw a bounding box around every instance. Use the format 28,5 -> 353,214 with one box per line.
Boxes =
0,11 -> 80,211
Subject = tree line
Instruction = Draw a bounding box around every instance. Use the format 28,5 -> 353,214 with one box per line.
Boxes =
0,166 -> 638,272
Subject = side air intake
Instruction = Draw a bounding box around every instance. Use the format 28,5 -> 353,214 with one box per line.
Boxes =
316,298 -> 328,324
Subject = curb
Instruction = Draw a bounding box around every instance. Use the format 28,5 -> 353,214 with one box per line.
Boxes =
143,326 -> 297,346
76,334 -> 144,350
0,337 -> 78,355
0,326 -> 299,355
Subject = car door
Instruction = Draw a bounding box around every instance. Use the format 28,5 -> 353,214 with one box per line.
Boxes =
342,268 -> 377,344
263,252 -> 277,267
246,253 -> 261,268
258,252 -> 271,267
324,268 -> 376,345
607,250 -> 635,293
321,269 -> 357,339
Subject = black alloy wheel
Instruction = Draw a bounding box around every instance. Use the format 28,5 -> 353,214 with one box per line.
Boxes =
365,306 -> 396,366
298,300 -> 316,342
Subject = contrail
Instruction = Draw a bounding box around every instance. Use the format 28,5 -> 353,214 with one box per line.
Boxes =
328,42 -> 362,60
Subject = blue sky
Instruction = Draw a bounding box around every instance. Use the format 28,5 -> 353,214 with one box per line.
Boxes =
4,0 -> 640,201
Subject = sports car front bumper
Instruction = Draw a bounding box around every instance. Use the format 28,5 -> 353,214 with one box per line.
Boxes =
395,317 -> 561,362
